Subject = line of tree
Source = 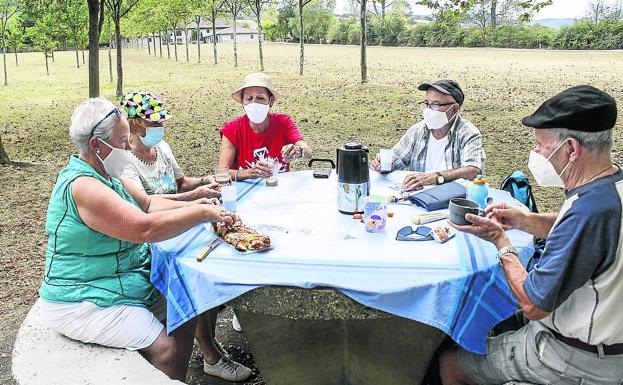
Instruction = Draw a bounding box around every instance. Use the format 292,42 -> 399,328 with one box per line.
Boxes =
260,0 -> 623,50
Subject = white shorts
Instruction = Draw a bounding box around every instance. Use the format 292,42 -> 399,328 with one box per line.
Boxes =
40,295 -> 167,351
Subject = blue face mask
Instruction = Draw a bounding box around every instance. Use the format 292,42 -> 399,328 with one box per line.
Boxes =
139,126 -> 164,147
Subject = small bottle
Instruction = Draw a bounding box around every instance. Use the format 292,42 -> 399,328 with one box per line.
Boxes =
468,175 -> 489,208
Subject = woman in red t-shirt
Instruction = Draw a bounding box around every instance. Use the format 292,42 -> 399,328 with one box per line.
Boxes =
218,73 -> 313,181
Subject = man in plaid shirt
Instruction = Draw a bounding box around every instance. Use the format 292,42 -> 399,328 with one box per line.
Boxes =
371,80 -> 485,191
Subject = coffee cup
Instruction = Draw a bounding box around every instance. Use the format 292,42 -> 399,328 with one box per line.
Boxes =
448,198 -> 485,225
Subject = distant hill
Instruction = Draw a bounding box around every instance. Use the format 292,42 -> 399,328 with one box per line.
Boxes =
531,18 -> 577,28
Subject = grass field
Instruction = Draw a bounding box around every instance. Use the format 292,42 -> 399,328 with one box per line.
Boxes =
1,42 -> 622,383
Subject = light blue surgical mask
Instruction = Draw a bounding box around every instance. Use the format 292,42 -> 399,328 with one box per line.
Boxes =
139,126 -> 164,147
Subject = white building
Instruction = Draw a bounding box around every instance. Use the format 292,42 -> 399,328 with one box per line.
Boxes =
167,19 -> 258,44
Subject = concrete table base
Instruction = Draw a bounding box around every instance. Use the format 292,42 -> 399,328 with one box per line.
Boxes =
231,287 -> 446,385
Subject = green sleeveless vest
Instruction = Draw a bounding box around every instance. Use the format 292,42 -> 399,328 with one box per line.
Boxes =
39,155 -> 155,307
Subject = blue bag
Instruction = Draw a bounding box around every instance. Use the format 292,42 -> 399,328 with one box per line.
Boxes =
499,170 -> 538,213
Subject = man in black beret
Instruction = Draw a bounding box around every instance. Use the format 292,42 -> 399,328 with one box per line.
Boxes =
438,85 -> 623,384
370,79 -> 486,191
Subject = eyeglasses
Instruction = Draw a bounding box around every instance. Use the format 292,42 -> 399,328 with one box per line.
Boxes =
419,101 -> 455,111
395,225 -> 433,241
90,107 -> 122,137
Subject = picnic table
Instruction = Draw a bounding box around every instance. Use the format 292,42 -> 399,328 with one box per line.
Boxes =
151,170 -> 534,385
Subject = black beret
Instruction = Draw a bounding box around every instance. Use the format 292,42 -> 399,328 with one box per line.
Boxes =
418,80 -> 465,106
522,85 -> 617,132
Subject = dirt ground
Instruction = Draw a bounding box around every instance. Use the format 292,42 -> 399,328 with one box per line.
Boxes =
1,43 -> 622,383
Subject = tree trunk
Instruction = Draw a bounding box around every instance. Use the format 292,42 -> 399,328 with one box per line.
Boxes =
75,44 -> 80,68
233,15 -> 238,67
114,12 -> 123,98
298,0 -> 304,75
147,35 -> 151,55
165,29 -> 170,59
196,18 -> 201,63
257,11 -> 264,71
185,28 -> 189,61
173,25 -> 178,61
0,134 -> 10,165
108,17 -> 113,83
3,43 -> 7,85
51,51 -> 55,63
45,53 -> 49,75
379,7 -> 385,46
82,48 -> 85,64
158,32 -> 163,57
14,46 -> 18,67
152,32 -> 156,56
489,0 -> 497,46
88,0 -> 102,97
360,0 -> 367,84
212,10 -> 217,64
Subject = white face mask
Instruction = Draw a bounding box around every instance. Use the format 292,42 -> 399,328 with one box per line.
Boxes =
423,106 -> 457,130
96,139 -> 131,179
528,139 -> 571,187
244,103 -> 270,124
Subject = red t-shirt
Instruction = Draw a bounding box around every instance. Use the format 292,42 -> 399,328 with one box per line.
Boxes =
220,112 -> 304,171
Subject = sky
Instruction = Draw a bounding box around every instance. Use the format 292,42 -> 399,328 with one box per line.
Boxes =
335,0 -> 602,19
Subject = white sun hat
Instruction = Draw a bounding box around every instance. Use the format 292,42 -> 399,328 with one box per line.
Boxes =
231,72 -> 280,103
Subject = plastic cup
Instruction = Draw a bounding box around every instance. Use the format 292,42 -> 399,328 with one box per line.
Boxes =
214,166 -> 231,185
363,195 -> 388,233
266,162 -> 280,187
379,149 -> 393,172
220,185 -> 237,212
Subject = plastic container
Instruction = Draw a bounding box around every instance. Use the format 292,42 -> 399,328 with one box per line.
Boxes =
467,175 -> 489,208
221,185 -> 237,212
363,195 -> 388,233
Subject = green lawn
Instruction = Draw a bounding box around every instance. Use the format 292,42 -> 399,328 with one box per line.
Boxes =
0,42 -> 622,382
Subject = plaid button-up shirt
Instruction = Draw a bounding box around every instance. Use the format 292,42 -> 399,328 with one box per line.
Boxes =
391,115 -> 486,174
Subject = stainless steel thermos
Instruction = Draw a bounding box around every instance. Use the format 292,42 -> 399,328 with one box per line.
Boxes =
336,140 -> 370,214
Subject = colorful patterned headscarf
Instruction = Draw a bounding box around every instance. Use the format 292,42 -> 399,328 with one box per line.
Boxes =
120,91 -> 172,123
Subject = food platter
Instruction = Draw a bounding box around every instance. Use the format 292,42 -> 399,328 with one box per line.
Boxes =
215,221 -> 273,254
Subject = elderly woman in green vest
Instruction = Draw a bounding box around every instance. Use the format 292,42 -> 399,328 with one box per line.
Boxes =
39,97 -> 252,382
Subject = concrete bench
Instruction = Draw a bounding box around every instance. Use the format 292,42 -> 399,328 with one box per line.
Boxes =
12,299 -> 182,385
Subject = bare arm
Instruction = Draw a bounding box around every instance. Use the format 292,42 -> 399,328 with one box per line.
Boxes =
402,166 -> 481,192
177,175 -> 216,193
498,251 -> 551,320
217,135 -> 270,181
73,177 -> 232,243
487,203 -> 558,239
439,166 -> 480,183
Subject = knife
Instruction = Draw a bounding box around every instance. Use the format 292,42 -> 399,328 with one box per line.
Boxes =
196,237 -> 222,262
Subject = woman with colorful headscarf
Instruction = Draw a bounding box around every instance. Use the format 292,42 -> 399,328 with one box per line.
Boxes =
121,91 -> 221,201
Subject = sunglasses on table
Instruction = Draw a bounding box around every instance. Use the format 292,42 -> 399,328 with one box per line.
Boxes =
395,225 -> 433,241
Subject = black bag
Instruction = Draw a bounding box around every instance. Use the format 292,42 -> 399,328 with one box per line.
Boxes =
407,181 -> 466,211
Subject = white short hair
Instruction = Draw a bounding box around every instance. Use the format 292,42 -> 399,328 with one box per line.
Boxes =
69,97 -> 120,155
549,127 -> 613,155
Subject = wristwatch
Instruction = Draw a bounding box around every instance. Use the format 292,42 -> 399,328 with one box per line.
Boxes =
435,172 -> 445,185
497,245 -> 518,266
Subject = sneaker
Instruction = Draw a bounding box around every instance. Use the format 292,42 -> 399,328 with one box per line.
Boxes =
203,357 -> 252,381
232,314 -> 242,332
